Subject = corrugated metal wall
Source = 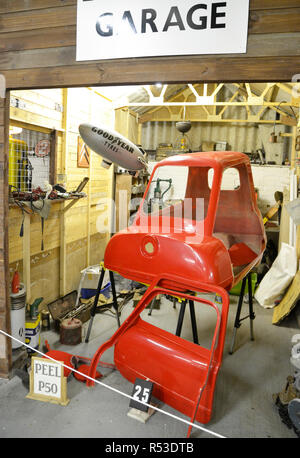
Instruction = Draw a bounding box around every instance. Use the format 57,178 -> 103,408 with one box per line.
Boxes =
141,120 -> 262,153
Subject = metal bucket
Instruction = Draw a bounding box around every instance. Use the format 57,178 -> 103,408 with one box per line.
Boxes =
10,284 -> 26,349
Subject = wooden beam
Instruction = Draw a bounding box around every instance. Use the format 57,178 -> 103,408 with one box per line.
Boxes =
245,83 -> 253,98
126,101 -> 298,108
139,115 -> 283,124
0,6 -> 76,33
261,83 -> 275,99
22,212 -> 31,303
59,88 -> 68,297
276,83 -> 294,96
3,32 -> 300,71
2,28 -> 300,59
235,83 -> 296,119
249,8 -> 300,34
250,0 -> 300,10
0,91 -> 12,379
0,0 -> 298,14
49,129 -> 58,186
2,53 -> 300,89
291,126 -> 298,170
218,90 -> 241,118
86,90 -> 92,267
1,5 -> 300,35
211,84 -> 224,98
0,1 -> 76,14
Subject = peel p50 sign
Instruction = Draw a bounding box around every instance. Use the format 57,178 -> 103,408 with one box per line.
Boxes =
76,0 -> 250,61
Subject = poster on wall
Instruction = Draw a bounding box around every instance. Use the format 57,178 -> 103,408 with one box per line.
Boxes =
77,136 -> 90,168
76,0 -> 250,61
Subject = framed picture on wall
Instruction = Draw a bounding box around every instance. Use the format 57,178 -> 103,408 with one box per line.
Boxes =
77,136 -> 90,168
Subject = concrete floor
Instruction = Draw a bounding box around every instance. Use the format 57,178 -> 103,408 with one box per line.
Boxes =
0,293 -> 299,439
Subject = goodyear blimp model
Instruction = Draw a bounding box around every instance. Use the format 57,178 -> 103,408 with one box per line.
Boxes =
79,123 -> 147,171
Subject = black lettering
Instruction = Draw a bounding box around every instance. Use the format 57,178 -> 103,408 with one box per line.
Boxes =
122,10 -> 137,34
187,4 -> 208,30
141,9 -> 158,33
163,7 -> 185,32
96,13 -> 113,37
211,2 -> 227,29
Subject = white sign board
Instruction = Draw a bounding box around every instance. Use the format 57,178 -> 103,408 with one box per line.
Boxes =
26,357 -> 70,406
76,0 -> 250,61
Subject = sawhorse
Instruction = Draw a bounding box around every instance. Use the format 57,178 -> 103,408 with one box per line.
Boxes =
175,299 -> 199,345
148,294 -> 199,345
85,266 -> 120,343
229,271 -> 256,355
147,271 -> 256,353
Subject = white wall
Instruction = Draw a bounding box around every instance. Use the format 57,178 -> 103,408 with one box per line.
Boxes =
251,165 -> 290,215
148,161 -> 290,216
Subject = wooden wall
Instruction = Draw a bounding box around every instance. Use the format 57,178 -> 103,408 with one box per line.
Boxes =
8,87 -> 114,304
1,1 -> 300,377
1,1 -> 300,88
1,88 -> 114,379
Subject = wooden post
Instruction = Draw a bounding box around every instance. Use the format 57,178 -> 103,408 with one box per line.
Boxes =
60,89 -> 68,297
0,90 -> 12,378
86,89 -> 93,267
49,129 -> 58,186
291,126 -> 297,171
22,212 -> 31,304
137,123 -> 142,146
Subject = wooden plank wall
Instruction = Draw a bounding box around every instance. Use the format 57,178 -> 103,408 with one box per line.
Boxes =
1,1 -> 300,88
0,87 -> 114,378
8,87 -> 114,301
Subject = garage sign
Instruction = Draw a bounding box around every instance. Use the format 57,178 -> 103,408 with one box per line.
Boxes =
76,0 -> 250,61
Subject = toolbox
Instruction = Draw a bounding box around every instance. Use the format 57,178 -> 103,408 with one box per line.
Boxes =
47,291 -> 93,331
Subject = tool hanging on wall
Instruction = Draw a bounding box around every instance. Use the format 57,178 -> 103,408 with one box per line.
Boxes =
12,199 -> 34,237
30,195 -> 51,251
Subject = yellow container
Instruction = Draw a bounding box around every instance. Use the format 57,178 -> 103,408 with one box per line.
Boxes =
25,314 -> 41,355
8,137 -> 29,191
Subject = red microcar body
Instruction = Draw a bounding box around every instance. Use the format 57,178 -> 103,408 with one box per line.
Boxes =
88,152 -> 266,434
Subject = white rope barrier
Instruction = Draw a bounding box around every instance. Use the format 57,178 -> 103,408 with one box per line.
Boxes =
0,329 -> 226,439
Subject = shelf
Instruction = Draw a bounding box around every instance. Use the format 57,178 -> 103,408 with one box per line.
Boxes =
9,195 -> 86,211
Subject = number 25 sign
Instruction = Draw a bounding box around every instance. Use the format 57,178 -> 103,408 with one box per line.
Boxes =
129,378 -> 154,412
